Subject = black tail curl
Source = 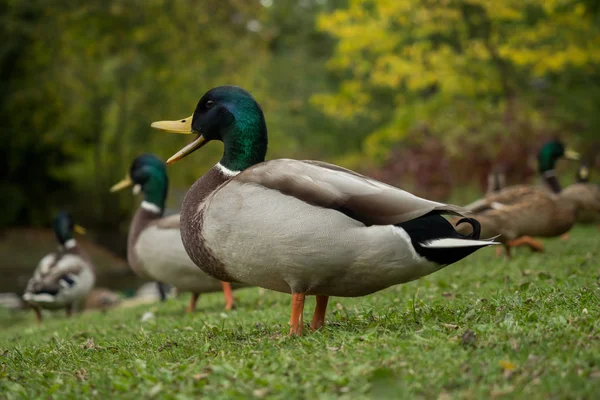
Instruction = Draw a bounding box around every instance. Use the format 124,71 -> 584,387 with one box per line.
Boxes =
455,217 -> 481,240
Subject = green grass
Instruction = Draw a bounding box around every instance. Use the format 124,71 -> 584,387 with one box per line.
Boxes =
1,226 -> 599,399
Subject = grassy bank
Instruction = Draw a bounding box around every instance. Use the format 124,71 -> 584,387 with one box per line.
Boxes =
1,225 -> 599,399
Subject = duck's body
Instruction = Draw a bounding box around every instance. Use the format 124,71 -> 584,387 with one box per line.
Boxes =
563,165 -> 600,224
152,86 -> 496,334
22,213 -> 95,322
111,154 -> 238,312
459,142 -> 582,255
185,159 -> 489,297
462,190 -> 577,240
129,207 -> 225,293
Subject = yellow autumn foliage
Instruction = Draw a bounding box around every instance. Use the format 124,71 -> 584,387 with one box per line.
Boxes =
315,0 -> 600,163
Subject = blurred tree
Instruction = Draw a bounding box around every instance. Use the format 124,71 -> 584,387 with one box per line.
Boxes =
2,0 -> 599,241
315,0 -> 600,168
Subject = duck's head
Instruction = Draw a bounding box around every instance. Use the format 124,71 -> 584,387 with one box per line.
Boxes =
151,86 -> 268,172
537,140 -> 580,174
576,164 -> 590,183
110,154 -> 168,213
53,211 -> 86,248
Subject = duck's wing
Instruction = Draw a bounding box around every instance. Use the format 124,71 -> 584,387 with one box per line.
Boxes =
464,185 -> 543,212
561,183 -> 600,213
234,159 -> 466,226
25,253 -> 89,297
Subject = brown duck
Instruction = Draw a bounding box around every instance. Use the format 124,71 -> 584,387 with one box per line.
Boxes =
562,164 -> 600,226
460,141 -> 583,256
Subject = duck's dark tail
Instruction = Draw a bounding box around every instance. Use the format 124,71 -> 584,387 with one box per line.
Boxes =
397,213 -> 498,265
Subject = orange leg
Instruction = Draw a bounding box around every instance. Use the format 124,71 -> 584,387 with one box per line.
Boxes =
495,246 -> 504,258
310,295 -> 329,331
186,293 -> 200,313
289,293 -> 306,336
33,307 -> 42,324
560,233 -> 570,241
506,236 -> 544,253
221,282 -> 235,310
503,244 -> 512,259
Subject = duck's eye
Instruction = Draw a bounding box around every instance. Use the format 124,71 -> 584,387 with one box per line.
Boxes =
206,100 -> 215,109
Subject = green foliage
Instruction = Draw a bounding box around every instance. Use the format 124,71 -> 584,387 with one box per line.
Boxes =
1,0 -> 368,231
2,0 -> 600,231
1,225 -> 599,398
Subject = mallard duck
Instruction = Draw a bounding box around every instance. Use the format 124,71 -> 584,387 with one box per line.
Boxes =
467,140 -> 580,211
150,86 -> 496,335
458,142 -> 584,256
22,212 -> 94,323
110,153 -> 237,312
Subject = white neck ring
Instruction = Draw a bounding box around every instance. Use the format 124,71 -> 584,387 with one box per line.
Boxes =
216,163 -> 241,178
141,201 -> 162,214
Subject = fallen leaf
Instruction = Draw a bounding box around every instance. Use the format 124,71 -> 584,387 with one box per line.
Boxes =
499,360 -> 515,370
80,338 -> 95,350
441,323 -> 459,330
253,388 -> 269,398
157,341 -> 178,352
147,383 -> 162,398
74,368 -> 88,381
140,312 -> 155,322
438,392 -> 452,400
193,367 -> 213,381
490,385 -> 514,398
461,329 -> 477,347
499,360 -> 516,371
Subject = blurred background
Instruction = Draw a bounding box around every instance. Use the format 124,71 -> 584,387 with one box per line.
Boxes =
1,0 -> 599,294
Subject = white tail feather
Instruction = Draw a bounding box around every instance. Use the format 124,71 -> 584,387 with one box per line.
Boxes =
23,293 -> 57,303
420,237 -> 499,249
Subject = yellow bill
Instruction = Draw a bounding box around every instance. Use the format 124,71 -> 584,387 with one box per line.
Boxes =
110,176 -> 134,192
73,224 -> 87,235
565,149 -> 580,161
166,134 -> 207,165
151,114 -> 208,164
150,115 -> 194,134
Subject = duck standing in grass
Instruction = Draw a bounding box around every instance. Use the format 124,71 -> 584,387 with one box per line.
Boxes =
459,141 -> 583,256
151,86 -> 496,335
111,154 -> 236,312
23,212 -> 94,323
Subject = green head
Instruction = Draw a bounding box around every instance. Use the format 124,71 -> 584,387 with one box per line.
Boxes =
53,211 -> 86,246
110,154 -> 169,212
151,86 -> 268,172
537,140 -> 580,173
